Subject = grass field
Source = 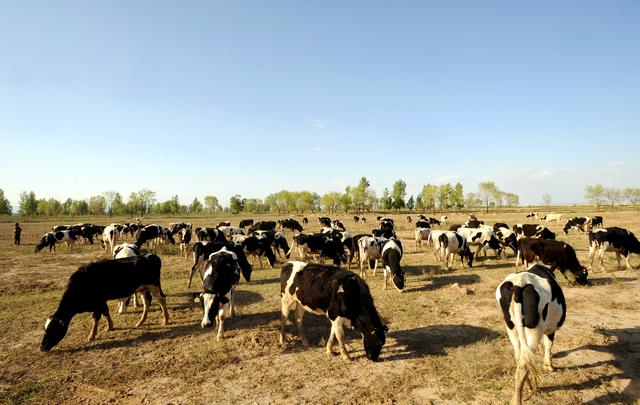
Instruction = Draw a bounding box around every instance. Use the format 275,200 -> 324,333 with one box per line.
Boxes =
1,209 -> 639,404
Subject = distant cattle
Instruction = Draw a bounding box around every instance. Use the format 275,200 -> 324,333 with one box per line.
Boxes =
35,230 -> 80,253
590,216 -> 604,229
496,265 -> 567,405
427,217 -> 441,226
217,221 -> 231,227
195,227 -> 227,243
279,262 -> 387,361
318,217 -> 332,227
562,217 -> 591,235
331,219 -> 346,232
541,213 -> 563,224
239,219 -> 254,229
353,216 -> 360,224
168,222 -> 191,235
250,221 -> 277,232
526,212 -> 540,220
588,227 -> 640,271
360,217 -> 367,225
302,217 -> 309,227
440,215 -> 449,226
517,238 -> 589,285
406,215 -> 412,224
240,235 -> 277,269
179,228 -> 192,258
415,219 -> 431,229
218,226 -> 245,238
463,219 -> 484,228
279,219 -> 304,233
136,224 -> 176,248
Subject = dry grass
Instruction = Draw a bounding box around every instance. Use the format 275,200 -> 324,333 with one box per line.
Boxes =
0,210 -> 639,404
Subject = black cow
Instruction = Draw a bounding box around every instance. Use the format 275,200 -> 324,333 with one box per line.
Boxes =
289,233 -> 345,266
239,219 -> 254,229
464,219 -> 484,228
195,227 -> 228,243
318,216 -> 332,227
372,228 -> 396,239
279,262 -> 387,361
415,219 -> 431,229
40,254 -> 169,351
331,219 -> 346,231
590,216 -> 604,229
136,224 -> 176,248
279,218 -> 304,233
517,238 -> 589,285
241,235 -> 277,268
302,217 -> 309,227
353,216 -> 360,224
217,221 -> 231,227
250,221 -> 277,232
427,217 -> 441,226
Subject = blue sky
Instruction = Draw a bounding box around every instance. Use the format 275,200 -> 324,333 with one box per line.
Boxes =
1,1 -> 638,208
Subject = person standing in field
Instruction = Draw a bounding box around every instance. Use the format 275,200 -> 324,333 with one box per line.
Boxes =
14,222 -> 22,245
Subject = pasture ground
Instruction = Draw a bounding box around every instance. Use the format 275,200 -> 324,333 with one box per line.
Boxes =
1,209 -> 639,404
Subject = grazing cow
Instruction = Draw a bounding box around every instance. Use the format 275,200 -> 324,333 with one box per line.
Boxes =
496,264 -> 566,405
279,218 -> 304,233
381,238 -> 405,291
427,217 -> 441,226
415,219 -> 431,229
463,219 -> 484,228
239,219 -> 254,229
195,227 -> 227,243
541,213 -> 563,224
196,247 -> 251,340
357,236 -> 388,278
360,217 -> 367,225
417,214 -> 427,220
406,215 -> 412,224
217,226 -> 245,238
456,227 -> 503,258
562,217 -> 591,235
179,227 -> 192,258
113,243 -> 142,313
414,227 -> 431,251
353,216 -> 360,224
372,228 -> 396,239
168,222 -> 190,235
512,224 -> 556,240
321,228 -> 354,265
250,221 -> 277,232
189,241 -> 252,288
76,224 -> 104,245
52,225 -> 71,232
302,217 -> 309,227
588,227 -> 640,271
348,233 -> 372,269
517,238 -> 589,285
136,224 -> 176,248
40,254 -> 169,351
494,227 -> 518,255
331,219 -> 346,232
272,232 -> 291,259
241,235 -> 277,268
526,212 -> 540,220
279,262 -> 387,361
440,215 -> 448,226
102,225 -> 119,254
318,217 -> 332,227
289,233 -> 345,266
493,223 -> 509,232
437,231 -> 474,270
590,216 -> 603,229
217,221 -> 231,227
35,230 -> 80,253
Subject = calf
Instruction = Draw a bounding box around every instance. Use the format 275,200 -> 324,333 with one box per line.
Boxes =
357,236 -> 388,278
189,241 -> 252,288
279,262 -> 387,361
40,254 -> 169,351
512,224 -> 556,240
414,227 -> 431,251
381,238 -> 405,291
517,238 -> 589,285
496,265 -> 566,405
197,247 -> 249,340
562,216 -> 591,235
588,227 -> 640,271
35,230 -> 80,253
437,231 -> 474,270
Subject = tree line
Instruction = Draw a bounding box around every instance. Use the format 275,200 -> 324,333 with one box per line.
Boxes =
584,185 -> 640,208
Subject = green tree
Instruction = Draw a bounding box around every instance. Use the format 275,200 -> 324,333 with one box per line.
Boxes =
112,193 -> 126,216
503,192 -> 520,207
350,177 -> 370,213
465,192 -> 482,208
585,184 -> 605,208
415,195 -> 424,211
340,192 -> 353,213
19,191 -> 38,216
0,188 -> 12,215
189,197 -> 203,213
138,189 -> 157,216
420,184 -> 437,211
451,183 -> 464,209
603,187 -> 622,208
365,189 -> 378,211
407,195 -> 415,211
204,195 -> 222,214
380,188 -> 393,210
623,188 -> 640,207
88,195 -> 107,215
321,192 -> 342,214
437,184 -> 453,209
70,199 -> 89,216
478,181 -> 500,213
229,194 -> 245,213
391,179 -> 407,211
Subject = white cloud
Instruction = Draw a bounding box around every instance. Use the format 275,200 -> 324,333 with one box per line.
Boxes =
602,162 -> 625,168
313,146 -> 326,152
312,118 -> 325,129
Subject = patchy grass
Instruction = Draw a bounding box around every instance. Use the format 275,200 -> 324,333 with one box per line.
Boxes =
1,210 -> 639,403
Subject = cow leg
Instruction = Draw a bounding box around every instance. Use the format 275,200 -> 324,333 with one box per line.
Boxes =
279,298 -> 294,345
615,252 -> 622,269
216,305 -> 227,341
624,254 -> 633,271
117,298 -> 128,314
88,311 -> 102,341
101,302 -> 114,331
513,364 -> 528,405
372,259 -> 378,276
294,303 -> 309,346
588,246 -> 596,270
132,292 -> 139,308
135,289 -> 151,327
331,317 -> 350,361
229,288 -> 236,317
359,256 -> 367,279
326,327 -> 336,356
383,267 -> 389,290
542,333 -> 555,371
146,285 -> 169,326
598,247 -> 607,272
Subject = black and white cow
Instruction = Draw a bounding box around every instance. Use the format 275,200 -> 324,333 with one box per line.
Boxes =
588,227 -> 640,271
541,213 -> 563,224
168,222 -> 191,235
102,225 -> 119,254
302,217 -> 309,227
239,235 -> 277,268
517,238 -> 590,285
414,227 -> 431,251
195,227 -> 227,243
217,226 -> 245,238
357,236 -> 388,278
279,262 -> 387,361
440,215 -> 449,226
35,230 -> 80,253
590,216 -> 604,229
512,224 -> 556,240
496,264 -> 566,405
427,217 -> 441,226
279,218 -> 304,233
289,233 -> 345,266
196,247 -> 248,341
189,241 -> 252,288
135,224 -> 176,248
360,217 -> 367,225
456,227 -> 503,258
494,227 -> 518,255
331,219 -> 346,232
562,216 -> 591,235
415,219 -> 431,229
526,212 -> 540,220
463,219 -> 484,228
113,243 -> 142,313
381,238 -> 405,291
179,227 -> 192,258
318,216 -> 332,227
40,254 -> 169,351
239,219 -> 254,229
437,231 -> 474,270
250,221 -> 277,232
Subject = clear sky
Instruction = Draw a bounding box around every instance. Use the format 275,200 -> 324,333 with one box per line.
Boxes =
1,1 -> 639,208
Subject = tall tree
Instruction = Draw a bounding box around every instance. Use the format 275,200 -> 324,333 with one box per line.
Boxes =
321,192 -> 341,214
623,188 -> 640,207
19,191 -> 38,216
542,193 -> 552,207
189,197 -> 203,213
0,188 -> 12,215
229,194 -> 245,213
365,189 -> 378,211
437,184 -> 453,209
477,181 -> 500,213
420,184 -> 437,211
391,179 -> 407,211
503,192 -> 519,207
88,195 -> 107,215
451,183 -> 464,209
380,188 -> 393,210
407,195 -> 415,211
351,177 -> 370,213
603,187 -> 622,208
204,195 -> 222,214
137,189 -> 157,216
585,184 -> 606,208
103,191 -> 117,218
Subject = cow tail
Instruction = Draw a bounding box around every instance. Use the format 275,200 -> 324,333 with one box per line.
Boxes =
287,239 -> 296,259
511,286 -> 539,395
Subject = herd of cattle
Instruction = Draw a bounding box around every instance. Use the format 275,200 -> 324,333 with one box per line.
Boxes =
33,212 -> 640,404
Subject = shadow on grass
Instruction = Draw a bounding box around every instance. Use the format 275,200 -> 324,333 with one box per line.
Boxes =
383,324 -> 500,361
250,277 -> 280,286
543,327 -> 640,403
587,276 -> 638,286
404,274 -> 481,293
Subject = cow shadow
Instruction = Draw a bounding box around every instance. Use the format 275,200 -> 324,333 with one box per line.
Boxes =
588,276 -> 638,286
403,264 -> 440,277
383,324 -> 501,361
250,277 -> 280,286
541,327 -> 640,403
404,274 -> 481,293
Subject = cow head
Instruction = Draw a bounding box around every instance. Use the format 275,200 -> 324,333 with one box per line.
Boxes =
462,245 -> 474,268
41,316 -> 69,351
34,234 -> 53,253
